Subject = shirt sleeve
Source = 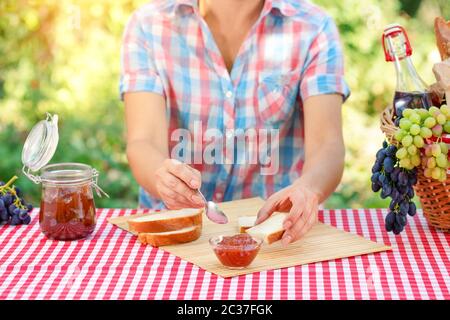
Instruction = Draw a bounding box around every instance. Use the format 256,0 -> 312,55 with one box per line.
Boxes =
119,12 -> 165,100
299,16 -> 350,102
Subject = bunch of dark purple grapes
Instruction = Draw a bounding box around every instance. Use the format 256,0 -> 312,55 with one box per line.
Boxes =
371,141 -> 417,234
0,176 -> 33,226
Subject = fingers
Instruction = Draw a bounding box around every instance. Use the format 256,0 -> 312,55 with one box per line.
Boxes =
282,196 -> 305,230
165,159 -> 201,189
157,183 -> 192,209
282,201 -> 318,246
256,189 -> 293,224
156,159 -> 204,209
256,194 -> 281,224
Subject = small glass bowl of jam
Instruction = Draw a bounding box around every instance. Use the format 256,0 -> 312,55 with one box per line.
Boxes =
209,233 -> 262,269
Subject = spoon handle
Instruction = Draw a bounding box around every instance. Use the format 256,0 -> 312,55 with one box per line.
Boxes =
197,190 -> 208,206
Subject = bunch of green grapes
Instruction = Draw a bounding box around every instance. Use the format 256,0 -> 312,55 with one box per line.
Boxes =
422,143 -> 448,182
394,105 -> 450,180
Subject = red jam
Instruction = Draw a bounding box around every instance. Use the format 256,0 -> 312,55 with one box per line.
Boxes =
212,234 -> 261,268
39,184 -> 96,241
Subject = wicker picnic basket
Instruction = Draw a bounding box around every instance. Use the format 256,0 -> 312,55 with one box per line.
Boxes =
380,106 -> 450,232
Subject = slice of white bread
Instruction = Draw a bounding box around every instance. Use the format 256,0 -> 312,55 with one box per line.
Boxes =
246,212 -> 287,244
128,208 -> 203,233
138,225 -> 202,247
238,216 -> 257,233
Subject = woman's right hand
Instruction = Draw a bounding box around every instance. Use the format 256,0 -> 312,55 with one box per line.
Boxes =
154,159 -> 205,210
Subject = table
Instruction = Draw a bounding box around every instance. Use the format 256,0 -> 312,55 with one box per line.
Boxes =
0,208 -> 448,300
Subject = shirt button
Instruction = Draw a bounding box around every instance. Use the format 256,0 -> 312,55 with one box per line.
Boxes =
215,192 -> 223,200
226,131 -> 233,139
225,90 -> 233,98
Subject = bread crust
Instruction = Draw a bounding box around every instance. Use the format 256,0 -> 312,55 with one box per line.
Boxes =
128,209 -> 202,233
138,225 -> 202,247
435,17 -> 450,60
239,226 -> 252,233
266,230 -> 285,244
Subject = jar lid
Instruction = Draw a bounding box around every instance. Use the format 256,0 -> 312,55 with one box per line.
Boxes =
21,113 -> 59,172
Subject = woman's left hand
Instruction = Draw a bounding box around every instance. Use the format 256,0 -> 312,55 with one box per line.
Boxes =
256,182 -> 320,246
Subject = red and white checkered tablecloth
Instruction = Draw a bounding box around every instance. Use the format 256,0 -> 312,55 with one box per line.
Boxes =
0,208 -> 448,300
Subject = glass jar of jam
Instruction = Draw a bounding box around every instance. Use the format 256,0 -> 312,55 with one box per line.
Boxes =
39,163 -> 97,240
21,113 -> 107,241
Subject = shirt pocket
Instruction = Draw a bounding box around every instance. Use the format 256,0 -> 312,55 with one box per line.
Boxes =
256,71 -> 300,125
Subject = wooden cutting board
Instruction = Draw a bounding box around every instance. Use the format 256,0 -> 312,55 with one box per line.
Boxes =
108,197 -> 391,278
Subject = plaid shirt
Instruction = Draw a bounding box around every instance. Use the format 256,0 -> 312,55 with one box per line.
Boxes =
120,0 -> 350,209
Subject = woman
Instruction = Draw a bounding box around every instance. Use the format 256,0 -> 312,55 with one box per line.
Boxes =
120,0 -> 350,246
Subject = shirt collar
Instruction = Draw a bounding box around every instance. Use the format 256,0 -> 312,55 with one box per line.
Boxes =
173,0 -> 298,17
267,0 -> 299,17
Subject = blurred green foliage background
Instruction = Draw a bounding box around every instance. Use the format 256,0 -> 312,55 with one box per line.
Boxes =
0,0 -> 449,209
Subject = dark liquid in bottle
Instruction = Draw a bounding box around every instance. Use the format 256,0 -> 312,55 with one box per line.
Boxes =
39,185 -> 96,241
394,91 -> 443,115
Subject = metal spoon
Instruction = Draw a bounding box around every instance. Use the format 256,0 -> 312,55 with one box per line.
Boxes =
197,190 -> 228,224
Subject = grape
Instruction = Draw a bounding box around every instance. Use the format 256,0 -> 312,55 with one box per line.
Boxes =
431,144 -> 442,157
424,117 -> 437,128
401,135 -> 413,147
396,147 -> 408,159
383,157 -> 395,173
408,202 -> 417,217
376,148 -> 386,161
436,153 -> 448,168
432,167 -> 442,180
10,215 -> 21,226
22,215 -> 31,225
389,200 -> 396,211
371,172 -> 380,183
436,113 -> 446,125
3,193 -> 12,207
402,108 -> 413,118
444,121 -> 450,134
399,201 -> 409,215
396,214 -> 407,227
371,182 -> 381,192
429,106 -> 440,114
398,171 -> 408,186
410,154 -> 421,167
427,157 -> 436,168
420,127 -> 432,139
399,158 -> 411,169
417,108 -> 429,120
399,118 -> 412,130
0,176 -> 34,227
407,186 -> 415,199
439,142 -> 448,155
395,129 -> 406,141
424,167 -> 433,178
385,212 -> 395,232
409,124 -> 421,135
372,161 -> 382,173
441,105 -> 450,116
386,145 -> 397,157
413,135 -> 425,148
407,145 -> 417,155
381,183 -> 392,198
391,167 -> 401,182
432,124 -> 443,137
409,113 -> 421,124
18,209 -> 28,220
393,222 -> 403,235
